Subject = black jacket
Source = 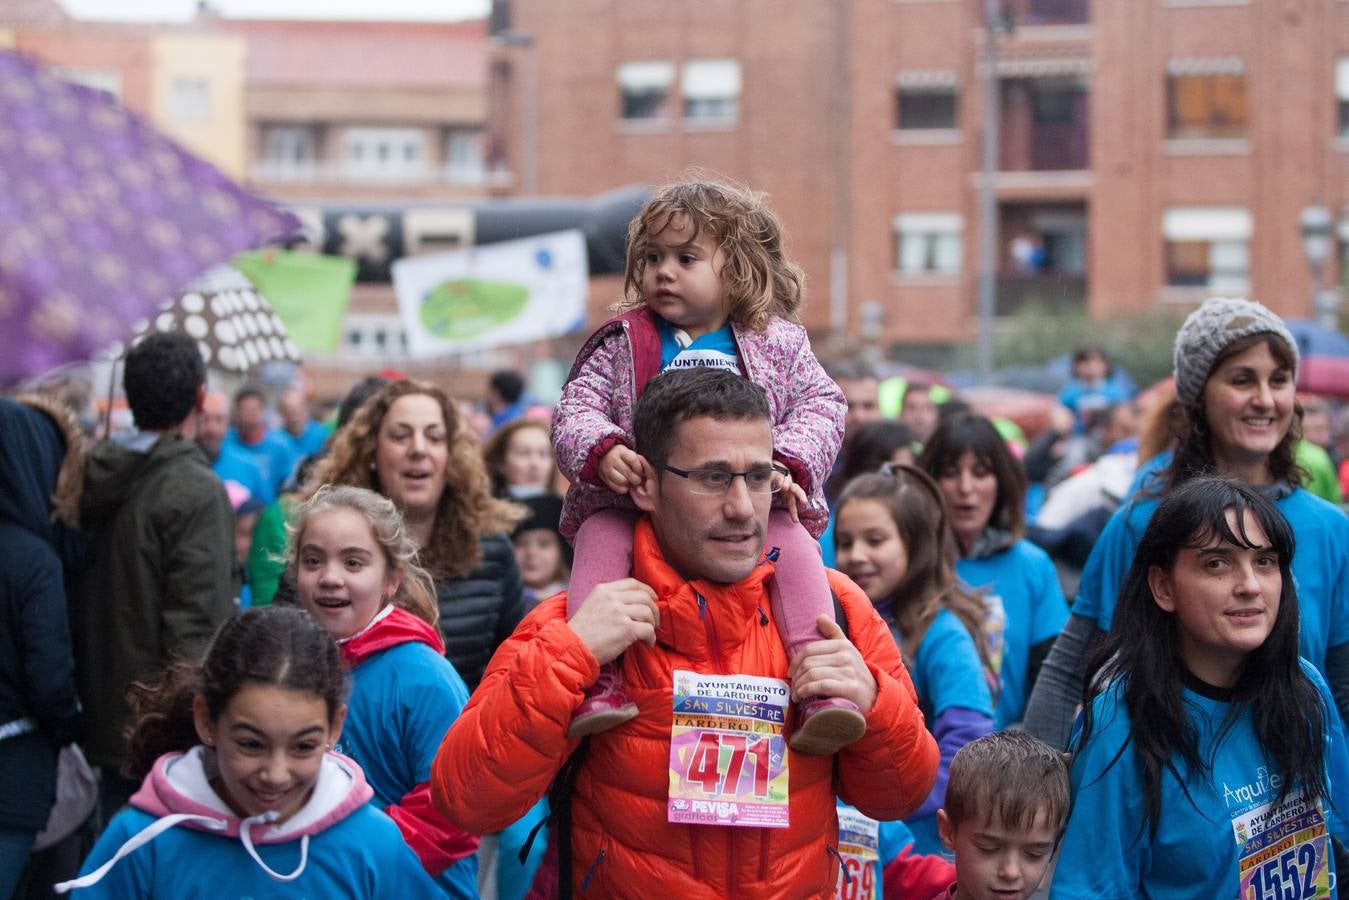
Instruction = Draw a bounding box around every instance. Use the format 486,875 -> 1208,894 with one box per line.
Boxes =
435,533 -> 523,692
0,396 -> 83,829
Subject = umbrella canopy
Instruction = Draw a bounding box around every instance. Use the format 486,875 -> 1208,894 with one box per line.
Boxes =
123,266 -> 302,374
1285,319 -> 1349,400
0,50 -> 300,384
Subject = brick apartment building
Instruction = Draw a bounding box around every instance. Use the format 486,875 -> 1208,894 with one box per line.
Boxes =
487,0 -> 1349,353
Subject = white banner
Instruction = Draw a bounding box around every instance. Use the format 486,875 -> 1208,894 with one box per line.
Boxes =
392,229 -> 589,357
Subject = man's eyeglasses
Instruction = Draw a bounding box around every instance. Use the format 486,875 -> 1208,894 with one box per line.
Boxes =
662,463 -> 789,495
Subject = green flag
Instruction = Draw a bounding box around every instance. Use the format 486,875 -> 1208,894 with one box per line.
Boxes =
232,250 -> 357,354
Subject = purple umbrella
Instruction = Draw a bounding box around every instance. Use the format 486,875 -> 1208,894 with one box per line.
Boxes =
0,50 -> 300,384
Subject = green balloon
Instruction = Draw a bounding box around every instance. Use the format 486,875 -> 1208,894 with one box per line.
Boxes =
419,278 -> 530,340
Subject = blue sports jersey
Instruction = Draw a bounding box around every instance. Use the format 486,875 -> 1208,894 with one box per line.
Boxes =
77,800 -> 441,898
956,541 -> 1068,728
905,608 -> 995,854
1053,661 -> 1349,899
340,640 -> 476,899
1074,484 -> 1349,684
656,318 -> 740,373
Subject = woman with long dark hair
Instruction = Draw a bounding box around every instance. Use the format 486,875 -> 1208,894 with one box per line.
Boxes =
834,465 -> 994,855
918,413 -> 1069,729
1024,297 -> 1349,749
1051,477 -> 1349,897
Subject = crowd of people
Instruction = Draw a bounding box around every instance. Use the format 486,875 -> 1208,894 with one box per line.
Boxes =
4,175 -> 1349,899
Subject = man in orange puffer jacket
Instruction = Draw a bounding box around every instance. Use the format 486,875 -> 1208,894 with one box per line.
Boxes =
433,369 -> 938,898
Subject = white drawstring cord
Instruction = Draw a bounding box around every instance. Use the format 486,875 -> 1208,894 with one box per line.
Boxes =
239,810 -> 310,882
53,814 -> 227,893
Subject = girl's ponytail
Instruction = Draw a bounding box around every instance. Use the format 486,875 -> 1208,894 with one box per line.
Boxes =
122,661 -> 201,780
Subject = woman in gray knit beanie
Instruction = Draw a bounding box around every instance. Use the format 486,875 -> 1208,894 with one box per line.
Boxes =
1166,296 -> 1300,489
1023,296 -> 1349,752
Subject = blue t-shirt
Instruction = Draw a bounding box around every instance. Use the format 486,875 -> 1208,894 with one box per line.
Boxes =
657,318 -> 740,373
1074,481 -> 1349,683
285,419 -> 330,459
1052,662 -> 1349,899
338,641 -> 475,899
1058,378 -> 1132,432
956,540 -> 1069,728
212,443 -> 273,505
224,428 -> 298,499
906,608 -> 995,854
77,802 -> 442,898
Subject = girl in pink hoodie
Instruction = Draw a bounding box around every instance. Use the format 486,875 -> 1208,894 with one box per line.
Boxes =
55,606 -> 439,898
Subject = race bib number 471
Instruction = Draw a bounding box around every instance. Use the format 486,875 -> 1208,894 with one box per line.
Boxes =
1234,792 -> 1333,900
667,670 -> 790,828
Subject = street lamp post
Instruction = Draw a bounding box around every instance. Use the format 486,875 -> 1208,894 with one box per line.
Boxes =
1300,204 -> 1337,331
976,0 -> 1007,383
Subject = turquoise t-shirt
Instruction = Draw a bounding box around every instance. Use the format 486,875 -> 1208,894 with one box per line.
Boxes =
338,641 -> 476,899
906,608 -> 995,854
1074,482 -> 1349,685
1052,661 -> 1349,899
78,803 -> 442,898
956,540 -> 1069,728
656,318 -> 740,373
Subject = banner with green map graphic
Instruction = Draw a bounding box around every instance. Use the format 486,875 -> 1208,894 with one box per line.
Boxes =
391,229 -> 588,357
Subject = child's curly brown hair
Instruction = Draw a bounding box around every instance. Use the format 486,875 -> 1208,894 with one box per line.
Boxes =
614,173 -> 804,331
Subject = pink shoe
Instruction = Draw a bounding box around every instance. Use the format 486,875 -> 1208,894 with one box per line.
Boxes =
788,696 -> 867,755
568,663 -> 638,738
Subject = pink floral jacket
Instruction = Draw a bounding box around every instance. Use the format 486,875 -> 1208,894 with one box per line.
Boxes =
553,307 -> 845,541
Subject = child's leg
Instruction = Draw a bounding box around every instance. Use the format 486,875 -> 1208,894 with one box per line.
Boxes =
567,508 -> 639,619
766,509 -> 834,658
767,509 -> 867,755
566,508 -> 640,738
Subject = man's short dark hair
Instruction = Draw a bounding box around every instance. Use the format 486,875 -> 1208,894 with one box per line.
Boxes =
234,384 -> 266,406
633,369 -> 771,471
123,332 -> 205,430
489,369 -> 525,404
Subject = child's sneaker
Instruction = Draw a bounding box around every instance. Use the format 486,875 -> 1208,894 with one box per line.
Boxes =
788,696 -> 867,754
568,663 -> 638,737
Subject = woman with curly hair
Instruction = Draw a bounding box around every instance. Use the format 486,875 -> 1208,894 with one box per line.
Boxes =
307,380 -> 524,691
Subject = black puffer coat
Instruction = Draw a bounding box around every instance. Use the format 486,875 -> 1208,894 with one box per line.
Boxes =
435,533 -> 523,692
0,396 -> 84,831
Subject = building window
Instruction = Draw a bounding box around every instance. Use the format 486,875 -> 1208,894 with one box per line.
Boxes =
617,61 -> 674,121
896,86 -> 958,130
894,213 -> 963,275
168,77 -> 212,121
1162,206 -> 1251,291
1337,58 -> 1349,138
264,126 -> 316,164
1166,61 -> 1246,140
682,59 -> 741,122
342,127 -> 426,179
444,127 -> 486,181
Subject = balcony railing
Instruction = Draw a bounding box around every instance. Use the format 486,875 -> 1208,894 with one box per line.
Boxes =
249,160 -> 505,188
995,273 -> 1087,316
